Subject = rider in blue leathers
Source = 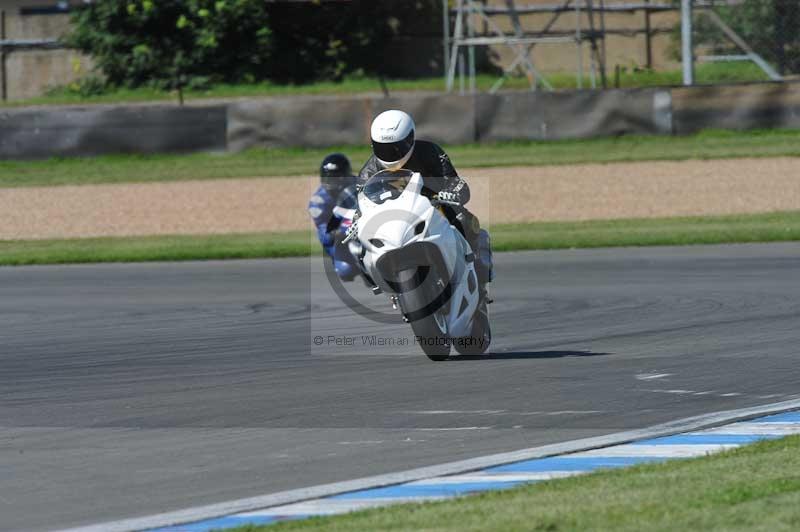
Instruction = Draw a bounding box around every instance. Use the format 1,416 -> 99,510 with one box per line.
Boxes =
308,153 -> 360,281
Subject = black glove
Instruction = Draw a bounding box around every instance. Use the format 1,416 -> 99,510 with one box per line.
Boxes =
436,190 -> 461,205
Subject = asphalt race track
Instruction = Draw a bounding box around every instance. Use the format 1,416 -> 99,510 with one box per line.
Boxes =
2,243 -> 799,532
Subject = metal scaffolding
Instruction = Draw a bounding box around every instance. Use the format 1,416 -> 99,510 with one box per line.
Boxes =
0,8 -> 65,101
683,1 -> 782,85
444,0 -> 784,93
444,0 -> 614,93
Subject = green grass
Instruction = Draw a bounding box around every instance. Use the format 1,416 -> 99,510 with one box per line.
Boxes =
232,435 -> 800,532
2,128 -> 800,189
0,231 -> 312,266
3,62 -> 767,108
2,211 -> 799,266
490,211 -> 800,251
546,60 -> 769,90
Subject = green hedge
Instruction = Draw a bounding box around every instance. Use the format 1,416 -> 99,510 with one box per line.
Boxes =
68,0 -> 441,91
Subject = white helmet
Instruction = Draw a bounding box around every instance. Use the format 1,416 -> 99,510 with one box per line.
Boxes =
370,110 -> 415,170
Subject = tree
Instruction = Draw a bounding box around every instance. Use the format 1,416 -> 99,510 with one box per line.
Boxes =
68,0 -> 444,90
265,0 -> 442,83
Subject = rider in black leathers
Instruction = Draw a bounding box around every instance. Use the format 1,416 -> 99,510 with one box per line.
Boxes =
358,114 -> 493,298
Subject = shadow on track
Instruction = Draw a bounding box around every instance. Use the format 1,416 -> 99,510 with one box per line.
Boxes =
451,350 -> 611,361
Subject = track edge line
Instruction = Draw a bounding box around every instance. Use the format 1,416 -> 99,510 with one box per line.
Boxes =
57,397 -> 800,532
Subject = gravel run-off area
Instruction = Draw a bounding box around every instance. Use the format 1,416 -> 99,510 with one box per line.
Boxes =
1,157 -> 798,240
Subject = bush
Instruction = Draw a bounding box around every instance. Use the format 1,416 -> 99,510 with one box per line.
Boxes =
264,0 -> 442,83
68,0 -> 272,90
69,0 -> 444,90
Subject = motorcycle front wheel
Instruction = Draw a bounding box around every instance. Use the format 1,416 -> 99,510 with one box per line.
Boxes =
453,308 -> 491,355
410,310 -> 451,361
394,267 -> 452,361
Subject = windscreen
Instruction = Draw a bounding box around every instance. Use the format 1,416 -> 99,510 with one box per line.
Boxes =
362,169 -> 414,205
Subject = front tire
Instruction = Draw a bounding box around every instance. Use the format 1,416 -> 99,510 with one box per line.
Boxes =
454,307 -> 491,355
394,266 -> 452,361
400,275 -> 451,361
410,310 -> 451,361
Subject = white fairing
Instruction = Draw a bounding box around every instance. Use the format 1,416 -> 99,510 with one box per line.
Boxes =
356,173 -> 479,338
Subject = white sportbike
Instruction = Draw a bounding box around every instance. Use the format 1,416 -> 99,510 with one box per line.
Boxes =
342,169 -> 491,361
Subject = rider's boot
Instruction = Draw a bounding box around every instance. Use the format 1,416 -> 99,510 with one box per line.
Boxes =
472,229 -> 494,308
452,209 -> 494,308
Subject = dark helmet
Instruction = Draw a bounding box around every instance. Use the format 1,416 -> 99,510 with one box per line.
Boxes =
320,153 -> 353,188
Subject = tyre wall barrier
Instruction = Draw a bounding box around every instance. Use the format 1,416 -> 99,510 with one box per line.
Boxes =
227,89 -> 672,151
226,93 -> 478,150
0,104 -> 227,159
1,82 -> 798,160
671,82 -> 800,134
473,89 -> 672,142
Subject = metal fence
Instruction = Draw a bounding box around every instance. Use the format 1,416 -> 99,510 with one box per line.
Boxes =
445,0 -> 680,92
680,0 -> 800,85
0,7 -> 74,102
446,1 -> 800,93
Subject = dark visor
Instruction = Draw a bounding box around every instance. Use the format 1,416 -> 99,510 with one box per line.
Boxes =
372,130 -> 414,163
